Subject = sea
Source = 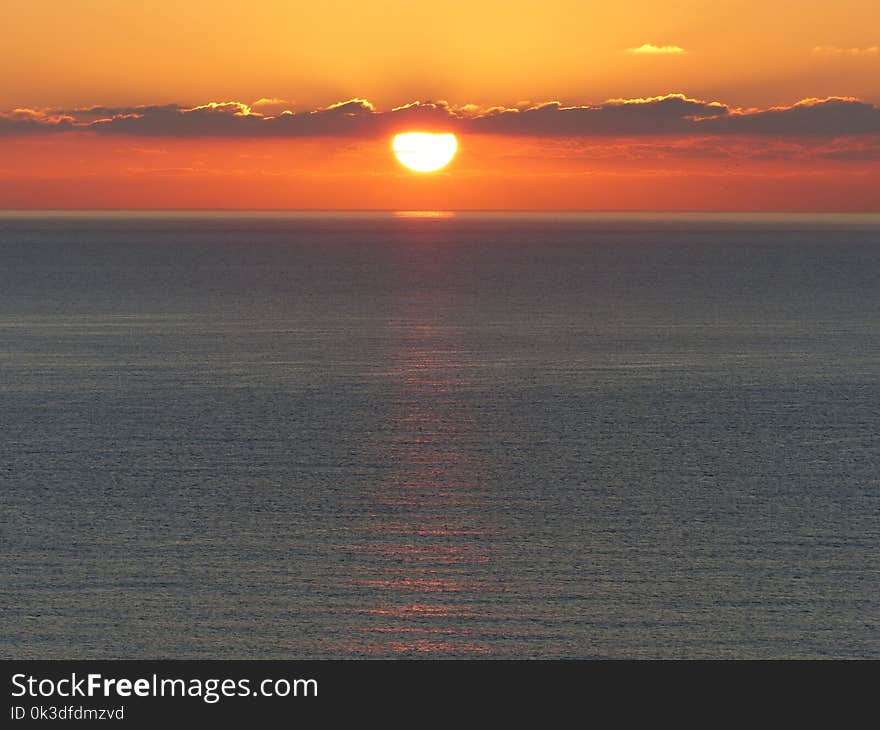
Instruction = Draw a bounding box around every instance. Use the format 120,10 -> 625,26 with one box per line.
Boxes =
2,211 -> 878,659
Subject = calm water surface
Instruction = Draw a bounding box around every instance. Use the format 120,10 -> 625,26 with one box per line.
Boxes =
2,212 -> 878,658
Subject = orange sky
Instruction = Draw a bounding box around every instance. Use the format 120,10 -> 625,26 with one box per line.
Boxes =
2,0 -> 879,209
2,132 -> 878,211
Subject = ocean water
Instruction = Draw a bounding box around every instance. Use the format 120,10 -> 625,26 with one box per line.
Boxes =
1,211 -> 878,659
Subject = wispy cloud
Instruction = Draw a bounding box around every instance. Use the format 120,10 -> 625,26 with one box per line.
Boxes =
249,98 -> 295,117
813,45 -> 879,55
626,44 -> 687,55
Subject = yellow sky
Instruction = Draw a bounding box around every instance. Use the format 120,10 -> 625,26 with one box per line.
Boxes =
4,0 -> 879,111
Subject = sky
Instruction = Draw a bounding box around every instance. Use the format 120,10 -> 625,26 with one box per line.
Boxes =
2,0 -> 879,210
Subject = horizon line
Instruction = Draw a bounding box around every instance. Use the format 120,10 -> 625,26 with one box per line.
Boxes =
2,208 -> 880,215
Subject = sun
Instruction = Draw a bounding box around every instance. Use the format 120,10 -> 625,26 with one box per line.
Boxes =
392,132 -> 458,173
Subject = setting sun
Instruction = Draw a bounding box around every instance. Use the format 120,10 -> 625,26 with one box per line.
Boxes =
392,132 -> 458,173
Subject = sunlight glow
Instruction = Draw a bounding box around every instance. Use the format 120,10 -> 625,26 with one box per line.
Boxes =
392,132 -> 458,173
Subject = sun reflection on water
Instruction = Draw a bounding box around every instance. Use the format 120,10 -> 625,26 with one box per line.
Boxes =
393,210 -> 457,219
334,278 -> 500,656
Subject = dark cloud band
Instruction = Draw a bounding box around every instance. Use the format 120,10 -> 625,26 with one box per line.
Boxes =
3,94 -> 879,138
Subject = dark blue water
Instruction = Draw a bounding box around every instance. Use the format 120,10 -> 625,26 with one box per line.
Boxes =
2,212 -> 878,658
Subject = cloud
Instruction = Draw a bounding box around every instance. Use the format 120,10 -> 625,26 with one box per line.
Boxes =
626,44 -> 687,55
251,97 -> 294,112
813,137 -> 880,161
813,45 -> 879,55
467,95 -> 727,135
697,97 -> 880,136
2,94 -> 879,139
